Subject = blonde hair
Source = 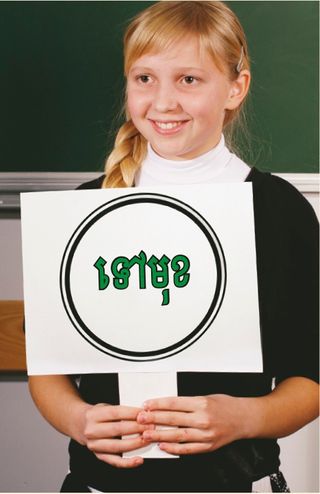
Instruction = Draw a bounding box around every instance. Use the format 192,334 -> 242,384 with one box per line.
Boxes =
103,1 -> 250,188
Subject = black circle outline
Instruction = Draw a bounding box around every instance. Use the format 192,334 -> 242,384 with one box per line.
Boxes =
60,193 -> 226,361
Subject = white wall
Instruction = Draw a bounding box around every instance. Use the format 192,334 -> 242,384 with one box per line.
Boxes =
0,177 -> 318,492
0,217 -> 23,299
0,379 -> 69,492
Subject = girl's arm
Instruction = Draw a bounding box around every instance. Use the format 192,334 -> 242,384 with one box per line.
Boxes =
29,375 -> 91,445
137,376 -> 319,455
241,376 -> 319,438
28,375 -> 151,468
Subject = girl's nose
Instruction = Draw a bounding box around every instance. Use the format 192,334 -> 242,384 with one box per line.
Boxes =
153,83 -> 179,113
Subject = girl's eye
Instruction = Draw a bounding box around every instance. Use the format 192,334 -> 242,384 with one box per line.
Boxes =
137,75 -> 152,84
182,76 -> 198,85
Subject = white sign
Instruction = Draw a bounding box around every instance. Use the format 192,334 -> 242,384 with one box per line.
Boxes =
21,184 -> 263,375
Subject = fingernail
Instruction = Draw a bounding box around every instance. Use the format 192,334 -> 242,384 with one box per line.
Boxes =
143,401 -> 150,410
138,411 -> 147,423
143,431 -> 152,441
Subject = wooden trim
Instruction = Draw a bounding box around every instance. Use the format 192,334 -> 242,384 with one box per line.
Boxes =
0,300 -> 26,372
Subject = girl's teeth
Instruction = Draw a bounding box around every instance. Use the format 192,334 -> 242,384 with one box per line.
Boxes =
156,121 -> 181,130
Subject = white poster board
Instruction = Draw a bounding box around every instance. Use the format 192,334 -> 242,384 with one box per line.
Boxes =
21,184 -> 263,375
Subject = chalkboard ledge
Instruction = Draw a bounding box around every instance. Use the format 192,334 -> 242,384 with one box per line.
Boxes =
0,171 -> 318,211
0,172 -> 101,210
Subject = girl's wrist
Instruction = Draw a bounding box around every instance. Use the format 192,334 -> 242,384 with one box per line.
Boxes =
67,400 -> 93,445
236,397 -> 265,440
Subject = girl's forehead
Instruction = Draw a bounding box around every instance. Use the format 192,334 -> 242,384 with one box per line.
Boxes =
129,37 -> 213,69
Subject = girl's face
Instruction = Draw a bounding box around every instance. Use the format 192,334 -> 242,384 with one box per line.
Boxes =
127,37 -> 241,161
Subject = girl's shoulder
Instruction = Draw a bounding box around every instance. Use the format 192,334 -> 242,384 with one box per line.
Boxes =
248,167 -> 318,228
76,174 -> 105,190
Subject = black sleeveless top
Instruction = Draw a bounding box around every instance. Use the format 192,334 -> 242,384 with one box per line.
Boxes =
67,168 -> 318,492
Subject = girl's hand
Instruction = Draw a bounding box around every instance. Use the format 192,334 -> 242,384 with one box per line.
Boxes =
137,395 -> 250,456
82,403 -> 154,468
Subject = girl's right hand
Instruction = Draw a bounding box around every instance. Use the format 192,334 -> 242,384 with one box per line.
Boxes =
28,375 -> 148,468
81,403 -> 152,468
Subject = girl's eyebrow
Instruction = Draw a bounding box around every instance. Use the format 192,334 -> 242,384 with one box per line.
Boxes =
129,66 -> 152,73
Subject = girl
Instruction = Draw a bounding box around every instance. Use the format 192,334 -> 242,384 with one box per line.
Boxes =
29,2 -> 319,492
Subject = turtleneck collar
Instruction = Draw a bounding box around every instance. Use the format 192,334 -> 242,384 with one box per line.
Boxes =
134,134 -> 250,186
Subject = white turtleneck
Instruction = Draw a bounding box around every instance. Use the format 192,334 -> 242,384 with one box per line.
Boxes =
134,135 -> 251,186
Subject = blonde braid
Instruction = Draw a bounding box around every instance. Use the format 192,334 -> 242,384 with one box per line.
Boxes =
102,120 -> 147,188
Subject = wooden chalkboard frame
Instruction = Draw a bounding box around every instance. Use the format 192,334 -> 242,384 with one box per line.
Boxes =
0,300 -> 26,372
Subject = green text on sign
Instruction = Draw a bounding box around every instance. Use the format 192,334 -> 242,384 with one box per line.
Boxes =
94,250 -> 190,306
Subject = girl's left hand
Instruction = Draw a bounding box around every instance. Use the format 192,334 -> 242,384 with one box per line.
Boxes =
136,395 -> 251,455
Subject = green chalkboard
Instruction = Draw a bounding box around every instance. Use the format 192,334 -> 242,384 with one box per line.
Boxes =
0,1 -> 318,173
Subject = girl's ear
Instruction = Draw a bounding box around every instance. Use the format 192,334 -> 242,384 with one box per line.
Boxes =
225,70 -> 251,110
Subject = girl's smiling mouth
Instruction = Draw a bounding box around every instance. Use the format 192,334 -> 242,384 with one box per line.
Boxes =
149,119 -> 190,135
